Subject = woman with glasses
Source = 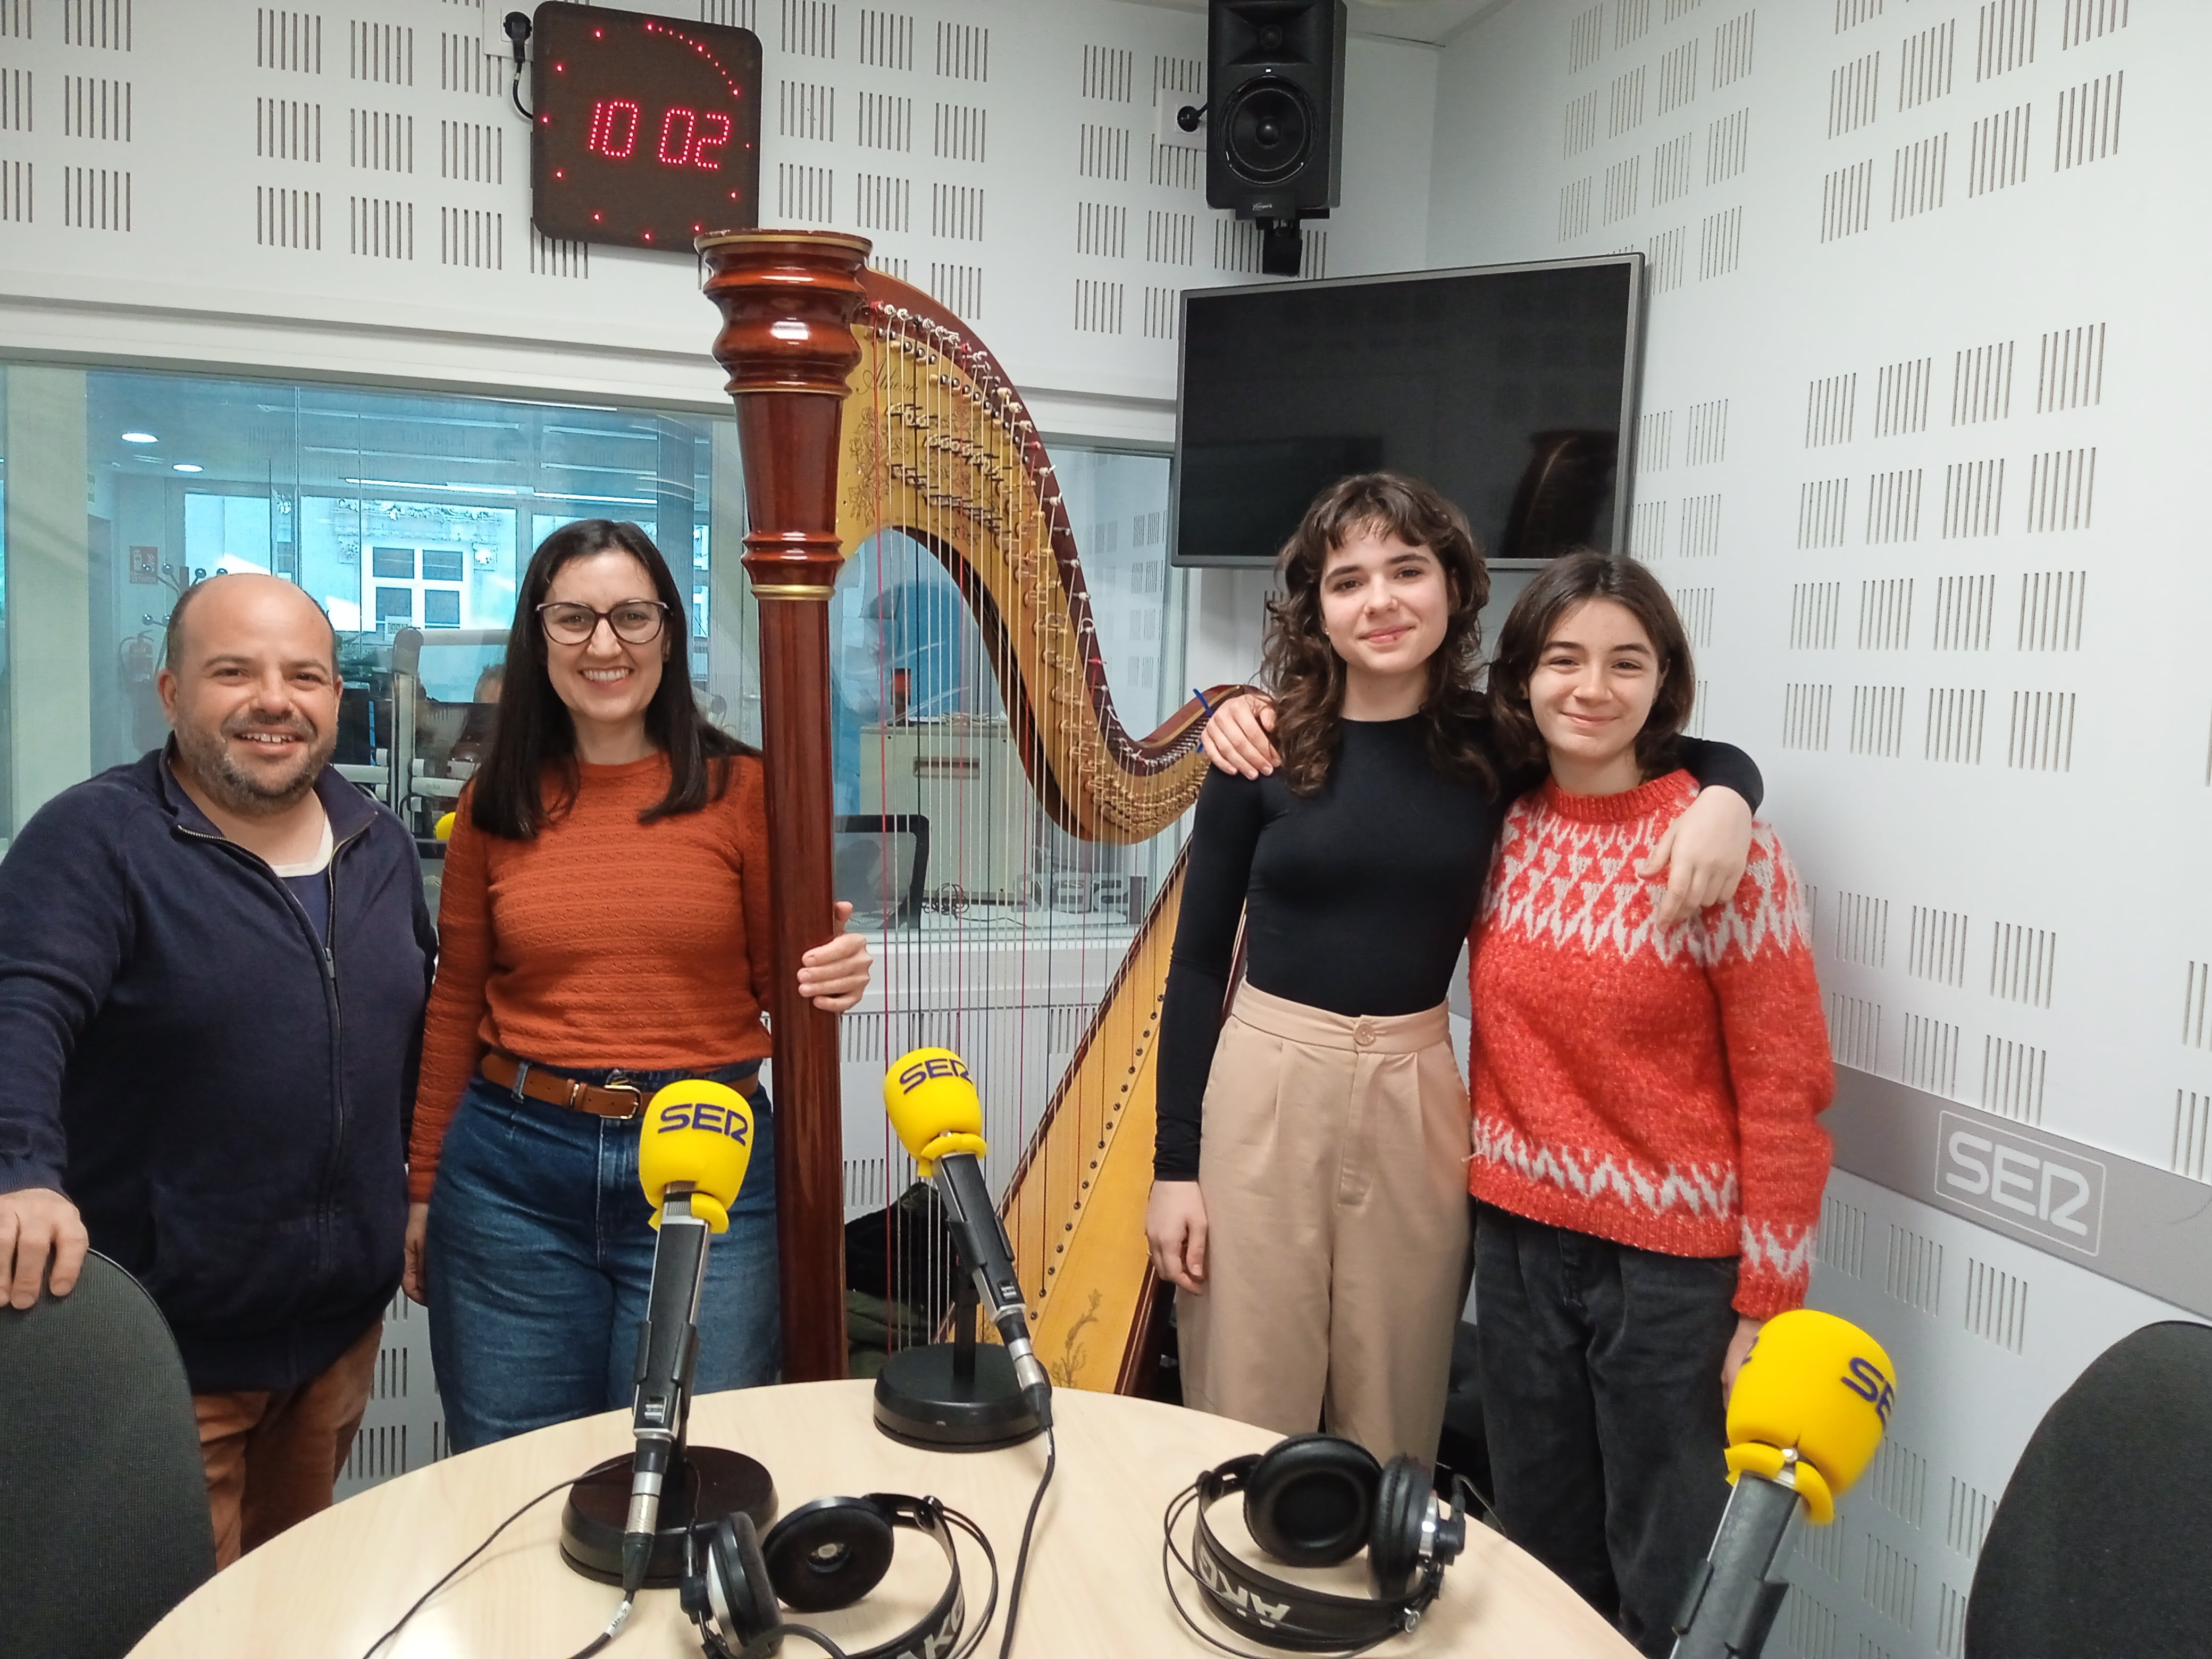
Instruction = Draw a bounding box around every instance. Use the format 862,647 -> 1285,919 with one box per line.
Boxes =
401,519 -> 873,1451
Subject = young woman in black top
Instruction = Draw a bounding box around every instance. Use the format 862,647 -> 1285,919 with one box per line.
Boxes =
1146,473 -> 1763,1462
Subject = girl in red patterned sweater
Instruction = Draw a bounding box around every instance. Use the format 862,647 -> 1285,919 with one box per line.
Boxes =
1467,550 -> 1832,1658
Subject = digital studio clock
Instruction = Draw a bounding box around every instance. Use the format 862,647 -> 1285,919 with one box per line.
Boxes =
530,2 -> 763,253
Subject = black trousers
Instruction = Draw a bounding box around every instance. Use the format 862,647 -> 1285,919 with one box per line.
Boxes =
1473,1202 -> 1740,1658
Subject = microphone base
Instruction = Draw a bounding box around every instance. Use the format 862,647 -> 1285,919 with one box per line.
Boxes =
872,1343 -> 1045,1452
557,1446 -> 777,1588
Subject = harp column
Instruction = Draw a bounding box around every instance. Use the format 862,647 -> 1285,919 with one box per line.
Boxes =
698,228 -> 872,1384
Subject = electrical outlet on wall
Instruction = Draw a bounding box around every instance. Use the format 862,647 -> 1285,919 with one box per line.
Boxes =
483,4 -> 533,62
1155,91 -> 1205,154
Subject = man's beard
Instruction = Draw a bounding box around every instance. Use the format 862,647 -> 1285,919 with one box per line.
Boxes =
174,710 -> 334,815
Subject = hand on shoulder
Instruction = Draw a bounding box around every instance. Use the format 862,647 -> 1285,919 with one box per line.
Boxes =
1638,784 -> 1755,928
1202,693 -> 1281,778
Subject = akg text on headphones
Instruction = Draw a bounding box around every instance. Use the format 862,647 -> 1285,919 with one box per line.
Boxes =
1164,1433 -> 1473,1656
683,1490 -> 998,1659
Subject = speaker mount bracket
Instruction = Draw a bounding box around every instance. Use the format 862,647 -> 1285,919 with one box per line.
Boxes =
1260,217 -> 1303,277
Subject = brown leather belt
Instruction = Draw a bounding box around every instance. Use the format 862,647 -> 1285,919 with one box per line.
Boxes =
479,1051 -> 757,1120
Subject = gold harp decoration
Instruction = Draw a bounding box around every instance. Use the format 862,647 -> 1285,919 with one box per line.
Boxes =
837,269 -> 1238,1391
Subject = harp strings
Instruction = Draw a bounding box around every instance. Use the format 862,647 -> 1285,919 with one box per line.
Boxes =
845,296 -> 1206,1363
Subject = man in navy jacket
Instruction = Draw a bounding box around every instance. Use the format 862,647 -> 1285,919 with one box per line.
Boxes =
0,573 -> 436,1566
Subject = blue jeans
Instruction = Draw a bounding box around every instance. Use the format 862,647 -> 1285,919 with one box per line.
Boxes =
426,1060 -> 781,1454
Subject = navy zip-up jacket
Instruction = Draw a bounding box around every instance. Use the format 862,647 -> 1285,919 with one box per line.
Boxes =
0,750 -> 437,1392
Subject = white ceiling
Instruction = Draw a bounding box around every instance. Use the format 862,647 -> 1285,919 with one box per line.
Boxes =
1128,0 -> 1515,49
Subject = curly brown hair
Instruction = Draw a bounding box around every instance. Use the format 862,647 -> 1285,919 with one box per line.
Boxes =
1260,472 -> 1495,798
1486,547 -> 1696,781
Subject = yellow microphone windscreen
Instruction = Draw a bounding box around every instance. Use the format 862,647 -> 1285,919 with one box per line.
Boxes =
1725,1308 -> 1896,1520
637,1079 -> 754,1234
883,1048 -> 987,1173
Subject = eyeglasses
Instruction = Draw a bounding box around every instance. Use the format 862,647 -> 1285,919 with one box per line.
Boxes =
537,600 -> 669,646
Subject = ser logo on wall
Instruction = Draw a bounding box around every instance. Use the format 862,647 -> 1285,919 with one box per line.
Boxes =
1934,1110 -> 2105,1256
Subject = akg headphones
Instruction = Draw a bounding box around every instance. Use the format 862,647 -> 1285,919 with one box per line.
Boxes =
1164,1433 -> 1473,1656
682,1491 -> 998,1659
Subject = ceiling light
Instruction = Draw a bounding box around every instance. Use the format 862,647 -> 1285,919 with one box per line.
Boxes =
172,463 -> 204,473
340,477 -> 524,496
121,431 -> 158,443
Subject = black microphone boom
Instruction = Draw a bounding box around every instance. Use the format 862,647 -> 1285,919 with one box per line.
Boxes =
876,1048 -> 1050,1450
930,1152 -> 1053,1430
1670,1469 -> 1802,1659
560,1081 -> 777,1590
622,1183 -> 712,1592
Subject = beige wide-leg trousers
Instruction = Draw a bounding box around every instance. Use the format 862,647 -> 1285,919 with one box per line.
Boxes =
1176,982 -> 1471,1464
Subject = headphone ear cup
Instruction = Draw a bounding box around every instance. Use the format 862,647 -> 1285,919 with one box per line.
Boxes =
1243,1434 -> 1382,1568
1367,1456 -> 1433,1601
707,1513 -> 781,1646
761,1496 -> 899,1614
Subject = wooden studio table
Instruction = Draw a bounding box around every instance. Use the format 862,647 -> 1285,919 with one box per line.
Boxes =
130,1381 -> 1637,1658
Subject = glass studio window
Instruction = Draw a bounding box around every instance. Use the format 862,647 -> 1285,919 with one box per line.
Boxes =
0,363 -> 1185,905
0,364 -> 722,848
824,445 -> 1187,942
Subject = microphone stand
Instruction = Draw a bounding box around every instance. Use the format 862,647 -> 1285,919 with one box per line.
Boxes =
1670,1455 -> 1806,1659
872,1236 -> 1044,1452
952,1267 -> 978,1390
559,1189 -> 778,1588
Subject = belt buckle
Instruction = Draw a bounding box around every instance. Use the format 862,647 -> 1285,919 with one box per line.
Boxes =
602,1070 -> 647,1120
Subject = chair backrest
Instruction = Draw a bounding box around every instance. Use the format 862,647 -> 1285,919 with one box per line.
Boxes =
1966,1319 -> 2212,1659
0,1250 -> 216,1659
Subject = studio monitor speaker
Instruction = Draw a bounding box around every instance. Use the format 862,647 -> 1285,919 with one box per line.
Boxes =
1203,0 -> 1347,271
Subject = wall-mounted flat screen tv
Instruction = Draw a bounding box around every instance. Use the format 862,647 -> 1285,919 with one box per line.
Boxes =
1171,254 -> 1644,568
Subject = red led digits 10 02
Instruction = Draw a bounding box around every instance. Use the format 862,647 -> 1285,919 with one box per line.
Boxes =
583,99 -> 735,171
529,3 -> 761,251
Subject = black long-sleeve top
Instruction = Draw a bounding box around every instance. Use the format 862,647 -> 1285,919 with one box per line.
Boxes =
1152,718 -> 1763,1180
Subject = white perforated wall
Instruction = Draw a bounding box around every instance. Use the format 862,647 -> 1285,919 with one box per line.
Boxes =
1430,3 -> 2208,1652
0,0 -> 1435,431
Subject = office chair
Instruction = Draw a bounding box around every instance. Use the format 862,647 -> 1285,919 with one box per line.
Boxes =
0,1250 -> 216,1658
1965,1319 -> 2212,1659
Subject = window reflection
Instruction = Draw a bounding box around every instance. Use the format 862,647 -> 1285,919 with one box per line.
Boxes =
1057,447 -> 1177,726
54,370 -> 719,825
824,446 -> 1185,936
0,361 -> 1184,902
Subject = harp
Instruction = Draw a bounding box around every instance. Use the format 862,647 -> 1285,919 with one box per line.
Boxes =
699,230 -> 1235,1385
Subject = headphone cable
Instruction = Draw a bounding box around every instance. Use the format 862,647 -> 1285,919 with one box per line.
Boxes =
993,1426 -> 1057,1659
564,1597 -> 636,1659
1157,1485 -> 1396,1659
729,1626 -> 850,1659
941,1503 -> 1003,1659
693,1501 -> 999,1659
358,1467 -> 618,1659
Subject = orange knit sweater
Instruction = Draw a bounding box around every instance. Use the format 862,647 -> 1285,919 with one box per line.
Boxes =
1468,769 -> 1833,1320
408,753 -> 775,1203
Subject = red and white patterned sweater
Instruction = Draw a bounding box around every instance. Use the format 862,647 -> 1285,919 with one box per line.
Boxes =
1467,769 -> 1833,1320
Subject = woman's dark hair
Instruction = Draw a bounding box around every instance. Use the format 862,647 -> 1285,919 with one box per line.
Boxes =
1486,547 -> 1696,781
471,519 -> 751,839
1259,472 -> 1494,797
